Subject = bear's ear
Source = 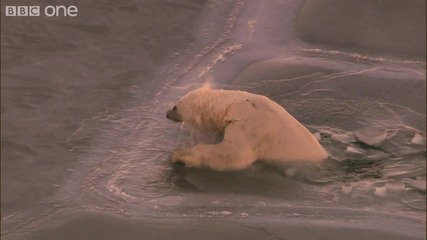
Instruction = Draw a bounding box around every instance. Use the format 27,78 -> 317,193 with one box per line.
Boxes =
200,81 -> 212,90
201,73 -> 214,89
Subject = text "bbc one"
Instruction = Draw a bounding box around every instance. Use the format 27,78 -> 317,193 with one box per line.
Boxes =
5,6 -> 78,17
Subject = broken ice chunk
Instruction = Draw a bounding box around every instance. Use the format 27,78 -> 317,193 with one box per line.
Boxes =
345,146 -> 364,154
313,132 -> 321,141
341,183 -> 353,195
383,167 -> 426,179
207,211 -> 232,216
385,181 -> 405,192
374,186 -> 387,197
364,150 -> 388,161
411,133 -> 425,145
402,178 -> 426,193
285,167 -> 298,177
331,134 -> 354,144
355,127 -> 387,146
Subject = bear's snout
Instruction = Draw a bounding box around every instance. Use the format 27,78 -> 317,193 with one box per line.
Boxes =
166,108 -> 182,122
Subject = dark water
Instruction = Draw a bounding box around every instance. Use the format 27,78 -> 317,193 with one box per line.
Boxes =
1,1 -> 426,240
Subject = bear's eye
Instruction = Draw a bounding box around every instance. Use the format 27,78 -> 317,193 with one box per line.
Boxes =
172,106 -> 177,111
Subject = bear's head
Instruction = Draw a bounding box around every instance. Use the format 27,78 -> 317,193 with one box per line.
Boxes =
166,83 -> 226,130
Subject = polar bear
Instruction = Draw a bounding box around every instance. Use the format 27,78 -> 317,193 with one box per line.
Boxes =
166,85 -> 328,171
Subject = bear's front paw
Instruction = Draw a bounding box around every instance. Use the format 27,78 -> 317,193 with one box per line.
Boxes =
172,149 -> 184,163
172,149 -> 201,168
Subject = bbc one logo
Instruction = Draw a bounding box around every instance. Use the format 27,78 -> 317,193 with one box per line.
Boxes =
5,5 -> 78,17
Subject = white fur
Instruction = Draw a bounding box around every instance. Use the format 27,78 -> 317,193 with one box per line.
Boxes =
171,87 -> 328,171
